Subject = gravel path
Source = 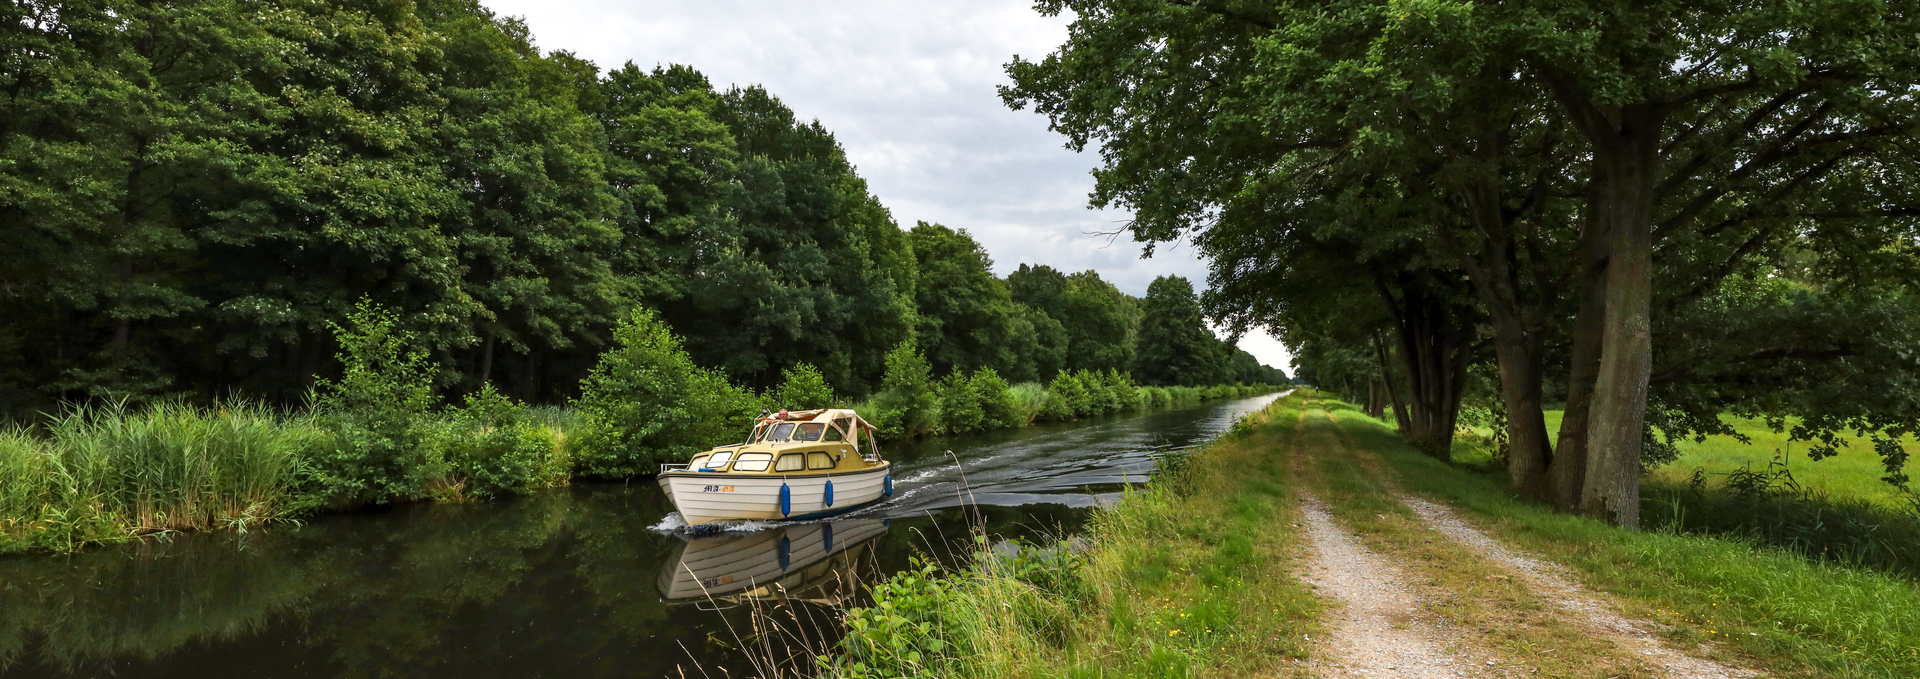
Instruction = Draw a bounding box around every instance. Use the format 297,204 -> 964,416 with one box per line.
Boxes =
1398,495 -> 1755,679
1297,495 -> 1491,679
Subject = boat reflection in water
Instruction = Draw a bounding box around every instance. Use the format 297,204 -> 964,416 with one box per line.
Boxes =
657,519 -> 890,607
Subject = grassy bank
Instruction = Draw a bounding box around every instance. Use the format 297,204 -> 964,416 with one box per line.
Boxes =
827,392 -> 1920,678
818,393 -> 1321,678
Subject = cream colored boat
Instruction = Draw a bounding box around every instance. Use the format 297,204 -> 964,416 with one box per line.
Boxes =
658,408 -> 893,527
656,518 -> 889,605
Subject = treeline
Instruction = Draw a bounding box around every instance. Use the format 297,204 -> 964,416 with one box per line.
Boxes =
1004,0 -> 1920,527
0,0 -> 1281,417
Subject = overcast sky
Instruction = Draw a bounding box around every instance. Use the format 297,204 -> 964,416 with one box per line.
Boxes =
480,0 -> 1293,371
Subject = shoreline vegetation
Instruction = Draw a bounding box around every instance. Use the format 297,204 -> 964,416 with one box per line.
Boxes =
0,304 -> 1283,555
814,391 -> 1920,678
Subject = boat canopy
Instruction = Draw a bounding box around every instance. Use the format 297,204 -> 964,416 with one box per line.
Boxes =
758,408 -> 878,433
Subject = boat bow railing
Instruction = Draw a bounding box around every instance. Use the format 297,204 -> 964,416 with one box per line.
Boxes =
659,463 -> 692,473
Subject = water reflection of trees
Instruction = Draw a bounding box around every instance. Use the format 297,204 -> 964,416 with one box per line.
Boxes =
0,486 -> 688,678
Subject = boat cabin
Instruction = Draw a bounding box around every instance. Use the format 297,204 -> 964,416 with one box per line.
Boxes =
669,408 -> 882,476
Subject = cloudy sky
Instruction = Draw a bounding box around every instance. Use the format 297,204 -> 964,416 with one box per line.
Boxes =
480,0 -> 1293,370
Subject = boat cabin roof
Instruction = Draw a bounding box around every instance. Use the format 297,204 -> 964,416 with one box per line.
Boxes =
757,408 -> 877,432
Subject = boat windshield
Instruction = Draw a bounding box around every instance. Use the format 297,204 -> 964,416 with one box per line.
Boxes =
764,422 -> 797,442
702,451 -> 734,470
795,422 -> 825,442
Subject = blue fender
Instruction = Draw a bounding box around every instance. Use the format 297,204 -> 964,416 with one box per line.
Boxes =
778,535 -> 791,571
823,522 -> 835,553
884,475 -> 893,497
779,483 -> 791,517
824,480 -> 835,507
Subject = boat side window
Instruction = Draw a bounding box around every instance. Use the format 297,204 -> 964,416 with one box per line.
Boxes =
690,454 -> 710,468
774,454 -> 806,472
732,452 -> 773,472
826,418 -> 850,441
796,423 -> 825,442
807,452 -> 835,470
768,422 -> 797,442
703,451 -> 735,470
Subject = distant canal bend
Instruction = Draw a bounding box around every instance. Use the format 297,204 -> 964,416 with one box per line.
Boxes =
0,392 -> 1284,679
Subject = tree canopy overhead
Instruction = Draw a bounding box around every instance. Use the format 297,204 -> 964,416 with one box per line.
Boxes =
1004,0 -> 1920,526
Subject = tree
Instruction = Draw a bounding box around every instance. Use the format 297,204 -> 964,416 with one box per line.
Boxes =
908,222 -> 1020,376
1134,276 -> 1223,387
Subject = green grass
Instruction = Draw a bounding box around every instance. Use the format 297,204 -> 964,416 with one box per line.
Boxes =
821,394 -> 1321,678
1339,403 -> 1920,679
1651,414 -> 1912,509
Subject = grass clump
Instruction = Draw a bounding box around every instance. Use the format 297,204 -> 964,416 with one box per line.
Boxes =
818,394 -> 1320,678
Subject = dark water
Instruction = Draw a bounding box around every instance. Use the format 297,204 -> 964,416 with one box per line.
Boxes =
0,393 -> 1282,678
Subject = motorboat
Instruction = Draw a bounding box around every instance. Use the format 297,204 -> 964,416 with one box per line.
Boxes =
656,518 -> 889,606
658,408 -> 893,527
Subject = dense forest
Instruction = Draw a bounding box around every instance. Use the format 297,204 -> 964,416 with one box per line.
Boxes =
0,0 -> 1282,418
1004,0 -> 1920,527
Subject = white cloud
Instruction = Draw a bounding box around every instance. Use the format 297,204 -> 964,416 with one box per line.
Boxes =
481,0 -> 1291,370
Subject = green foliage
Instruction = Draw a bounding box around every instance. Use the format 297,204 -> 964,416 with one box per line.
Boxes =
873,339 -> 941,439
909,223 -> 1023,378
304,302 -> 445,508
971,368 -> 1023,430
1134,277 -> 1227,387
938,371 -> 985,435
774,362 -> 837,410
441,385 -> 565,500
823,558 -> 963,679
574,308 -> 758,477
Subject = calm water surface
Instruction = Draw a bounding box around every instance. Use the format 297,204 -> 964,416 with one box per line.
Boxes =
0,393 -> 1283,678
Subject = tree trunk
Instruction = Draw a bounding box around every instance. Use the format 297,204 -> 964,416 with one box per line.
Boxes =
1387,289 -> 1470,458
1552,218 -> 1610,512
515,349 -> 539,402
1490,315 -> 1553,500
1372,331 -> 1412,433
1580,107 -> 1661,528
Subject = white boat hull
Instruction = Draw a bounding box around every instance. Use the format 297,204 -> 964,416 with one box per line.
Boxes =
657,463 -> 892,526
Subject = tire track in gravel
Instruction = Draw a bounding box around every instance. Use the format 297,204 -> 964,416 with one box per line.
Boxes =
1398,495 -> 1756,679
1297,495 -> 1489,679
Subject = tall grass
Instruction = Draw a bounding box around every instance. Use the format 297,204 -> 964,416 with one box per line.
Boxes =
0,401 -> 317,553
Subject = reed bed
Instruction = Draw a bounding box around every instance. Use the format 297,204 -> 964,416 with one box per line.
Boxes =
0,401 -> 317,552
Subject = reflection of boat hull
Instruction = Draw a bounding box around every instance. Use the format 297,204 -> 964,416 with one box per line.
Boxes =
657,464 -> 891,526
658,519 -> 890,606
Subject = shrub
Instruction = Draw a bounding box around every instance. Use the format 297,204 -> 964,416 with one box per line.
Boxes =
971,368 -> 1022,430
939,370 -> 984,435
440,385 -> 556,499
1048,371 -> 1089,419
574,308 -> 760,477
302,301 -> 443,509
775,362 -> 836,410
873,340 -> 940,439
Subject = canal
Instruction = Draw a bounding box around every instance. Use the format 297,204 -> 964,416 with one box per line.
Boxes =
0,392 -> 1284,678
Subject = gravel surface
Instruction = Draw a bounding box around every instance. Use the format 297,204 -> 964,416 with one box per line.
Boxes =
1298,495 -> 1490,679
1399,495 -> 1756,679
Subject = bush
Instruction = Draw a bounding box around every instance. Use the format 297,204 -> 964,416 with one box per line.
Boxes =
440,385 -> 560,499
971,368 -> 1022,429
1048,371 -> 1089,419
939,370 -> 985,435
574,308 -> 760,477
873,340 -> 940,439
775,362 -> 836,410
302,301 -> 444,509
